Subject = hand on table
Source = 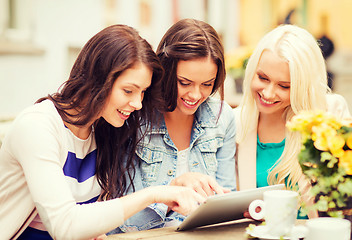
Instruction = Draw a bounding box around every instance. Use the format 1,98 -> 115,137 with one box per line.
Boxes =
170,172 -> 230,198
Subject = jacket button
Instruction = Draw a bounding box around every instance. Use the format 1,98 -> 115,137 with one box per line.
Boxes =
167,170 -> 174,176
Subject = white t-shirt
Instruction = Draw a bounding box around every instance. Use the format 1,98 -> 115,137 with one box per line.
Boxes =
176,147 -> 190,177
165,147 -> 190,227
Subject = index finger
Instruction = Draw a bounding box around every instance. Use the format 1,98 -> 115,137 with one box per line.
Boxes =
193,191 -> 206,205
208,178 -> 226,195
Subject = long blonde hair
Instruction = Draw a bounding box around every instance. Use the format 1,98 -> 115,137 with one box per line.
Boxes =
237,24 -> 331,189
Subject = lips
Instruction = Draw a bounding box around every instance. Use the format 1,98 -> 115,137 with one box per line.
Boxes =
117,109 -> 131,120
258,93 -> 277,105
182,98 -> 199,108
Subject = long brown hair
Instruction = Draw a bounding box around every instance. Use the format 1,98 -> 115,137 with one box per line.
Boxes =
37,24 -> 164,199
156,18 -> 226,111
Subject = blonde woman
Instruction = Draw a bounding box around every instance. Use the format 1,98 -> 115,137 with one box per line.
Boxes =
234,24 -> 351,218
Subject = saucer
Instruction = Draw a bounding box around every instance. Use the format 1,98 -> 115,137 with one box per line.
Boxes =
246,225 -> 306,240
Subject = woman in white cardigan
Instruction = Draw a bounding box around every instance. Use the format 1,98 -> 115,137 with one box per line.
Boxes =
234,24 -> 351,217
0,24 -> 205,240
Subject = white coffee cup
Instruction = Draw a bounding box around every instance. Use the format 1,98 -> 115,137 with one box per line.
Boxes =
248,190 -> 298,237
291,217 -> 351,240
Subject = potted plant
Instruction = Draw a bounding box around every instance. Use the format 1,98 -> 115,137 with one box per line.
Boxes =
287,110 -> 352,223
225,46 -> 252,93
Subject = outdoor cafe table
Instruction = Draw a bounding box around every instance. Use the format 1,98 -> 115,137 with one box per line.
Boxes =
107,219 -> 306,240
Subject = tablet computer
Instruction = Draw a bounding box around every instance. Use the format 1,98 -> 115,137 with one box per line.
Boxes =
176,184 -> 285,231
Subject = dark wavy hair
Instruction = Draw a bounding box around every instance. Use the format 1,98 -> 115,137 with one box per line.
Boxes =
156,18 -> 226,112
37,24 -> 164,199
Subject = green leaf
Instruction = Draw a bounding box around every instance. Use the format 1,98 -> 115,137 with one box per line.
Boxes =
316,198 -> 329,211
321,152 -> 333,162
338,179 -> 352,197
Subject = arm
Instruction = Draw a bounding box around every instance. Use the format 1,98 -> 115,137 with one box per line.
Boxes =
114,148 -> 172,232
10,112 -> 204,239
120,185 -> 204,220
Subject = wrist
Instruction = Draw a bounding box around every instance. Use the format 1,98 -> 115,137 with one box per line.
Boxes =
143,186 -> 158,205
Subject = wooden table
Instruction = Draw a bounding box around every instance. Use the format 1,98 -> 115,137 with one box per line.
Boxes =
107,219 -> 258,240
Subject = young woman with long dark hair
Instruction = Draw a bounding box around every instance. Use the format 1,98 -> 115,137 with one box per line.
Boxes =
0,24 -> 204,240
111,18 -> 236,233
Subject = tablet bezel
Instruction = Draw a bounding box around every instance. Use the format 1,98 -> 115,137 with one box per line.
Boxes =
176,184 -> 285,231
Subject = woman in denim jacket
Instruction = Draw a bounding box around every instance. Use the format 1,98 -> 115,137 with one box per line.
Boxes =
110,19 -> 237,233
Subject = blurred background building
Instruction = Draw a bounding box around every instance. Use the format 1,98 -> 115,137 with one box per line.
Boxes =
0,0 -> 351,127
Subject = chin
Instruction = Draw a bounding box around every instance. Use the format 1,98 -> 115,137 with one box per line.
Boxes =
181,108 -> 197,116
114,122 -> 124,128
106,120 -> 124,128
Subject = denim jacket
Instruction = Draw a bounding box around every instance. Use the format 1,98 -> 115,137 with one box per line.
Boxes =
110,97 -> 236,234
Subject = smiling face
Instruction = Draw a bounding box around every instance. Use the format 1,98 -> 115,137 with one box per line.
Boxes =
251,50 -> 291,117
101,63 -> 152,127
175,57 -> 218,116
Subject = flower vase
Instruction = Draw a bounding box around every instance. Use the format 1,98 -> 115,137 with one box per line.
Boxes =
317,196 -> 352,239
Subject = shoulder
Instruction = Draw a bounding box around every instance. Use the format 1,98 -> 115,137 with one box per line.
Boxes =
198,97 -> 235,125
17,100 -> 61,121
326,93 -> 347,104
205,98 -> 236,133
2,100 -> 66,163
18,101 -> 62,126
7,100 -> 64,142
326,93 -> 351,118
202,97 -> 233,116
203,97 -> 221,109
232,106 -> 243,128
326,93 -> 345,103
233,106 -> 241,117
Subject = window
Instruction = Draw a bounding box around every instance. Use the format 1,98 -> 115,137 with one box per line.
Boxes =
0,0 -> 44,55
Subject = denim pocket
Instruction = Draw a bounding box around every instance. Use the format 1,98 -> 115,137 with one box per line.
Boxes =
197,138 -> 222,174
136,145 -> 163,183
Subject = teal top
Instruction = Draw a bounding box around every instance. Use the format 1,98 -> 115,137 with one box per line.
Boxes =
256,135 -> 308,219
256,136 -> 285,188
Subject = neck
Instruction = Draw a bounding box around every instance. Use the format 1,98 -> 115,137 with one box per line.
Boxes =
164,109 -> 195,125
163,110 -> 194,151
64,122 -> 92,140
63,108 -> 95,140
259,111 -> 286,125
257,112 -> 287,143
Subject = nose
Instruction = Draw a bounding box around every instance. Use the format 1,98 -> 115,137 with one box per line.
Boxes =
262,84 -> 275,99
129,95 -> 143,110
189,85 -> 202,100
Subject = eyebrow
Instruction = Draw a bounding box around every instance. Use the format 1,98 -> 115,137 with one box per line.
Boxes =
257,70 -> 268,78
177,75 -> 216,83
126,83 -> 149,91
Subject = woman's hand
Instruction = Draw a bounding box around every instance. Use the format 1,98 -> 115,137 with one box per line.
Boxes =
170,172 -> 230,198
120,174 -> 231,222
243,207 -> 264,221
90,234 -> 107,240
151,185 -> 206,216
120,185 -> 205,220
